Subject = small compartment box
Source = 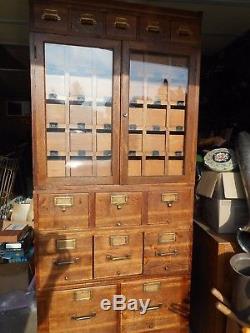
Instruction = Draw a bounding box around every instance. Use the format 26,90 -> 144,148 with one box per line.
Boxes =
47,131 -> 66,155
96,156 -> 112,176
70,105 -> 92,126
128,158 -> 142,176
144,133 -> 166,153
71,9 -> 105,36
70,131 -> 93,152
168,109 -> 185,131
96,132 -> 112,152
144,157 -> 165,176
168,159 -> 184,176
96,105 -> 112,127
129,133 -> 143,152
106,13 -> 137,39
169,86 -> 186,106
94,231 -> 143,278
70,156 -> 93,177
129,104 -> 143,129
139,15 -> 170,41
46,103 -> 66,125
144,230 -> 191,275
47,158 -> 66,178
169,134 -> 184,156
146,105 -> 167,129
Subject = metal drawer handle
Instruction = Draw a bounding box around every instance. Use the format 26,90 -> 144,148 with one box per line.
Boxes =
71,312 -> 96,321
54,257 -> 80,266
145,304 -> 162,312
114,17 -> 130,30
155,249 -> 179,257
177,25 -> 193,37
80,14 -> 97,26
41,9 -> 61,22
106,254 -> 131,261
146,24 -> 160,33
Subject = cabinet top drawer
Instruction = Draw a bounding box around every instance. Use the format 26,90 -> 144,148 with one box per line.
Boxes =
71,9 -> 105,36
138,15 -> 170,41
106,13 -> 137,40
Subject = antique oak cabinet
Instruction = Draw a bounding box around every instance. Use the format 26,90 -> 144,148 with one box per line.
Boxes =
30,1 -> 201,332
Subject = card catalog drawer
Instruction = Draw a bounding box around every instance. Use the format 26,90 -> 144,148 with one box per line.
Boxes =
169,135 -> 184,157
171,20 -> 200,43
70,105 -> 92,126
95,192 -> 142,227
48,285 -> 117,333
37,232 -> 92,288
144,230 -> 192,275
168,160 -> 184,176
96,106 -> 112,127
47,158 -> 66,178
129,133 -> 143,152
37,193 -> 89,230
47,131 -> 66,155
121,276 -> 190,333
107,13 -> 137,39
146,107 -> 167,129
96,133 -> 112,152
71,9 -> 104,37
70,156 -> 93,177
94,231 -> 143,278
144,134 -> 166,152
128,158 -> 142,176
139,15 -> 170,41
129,106 -> 143,129
70,131 -> 93,152
145,158 -> 165,176
168,109 -> 185,131
46,104 -> 66,125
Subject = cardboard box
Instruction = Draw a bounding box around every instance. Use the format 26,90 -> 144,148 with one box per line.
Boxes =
196,171 -> 249,233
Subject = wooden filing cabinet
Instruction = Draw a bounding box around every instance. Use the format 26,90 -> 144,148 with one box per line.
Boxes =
30,1 -> 201,332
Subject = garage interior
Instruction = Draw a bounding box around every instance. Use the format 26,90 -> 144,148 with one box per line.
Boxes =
0,0 -> 249,332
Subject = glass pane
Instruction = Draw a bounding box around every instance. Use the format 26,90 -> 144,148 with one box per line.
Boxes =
128,52 -> 188,177
45,43 -> 113,177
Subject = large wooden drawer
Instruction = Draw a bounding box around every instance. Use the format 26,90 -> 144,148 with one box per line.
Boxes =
121,276 -> 190,333
94,231 -> 143,278
37,193 -> 89,230
147,189 -> 193,227
37,232 -> 92,289
48,285 -> 117,333
95,192 -> 142,227
144,230 -> 192,275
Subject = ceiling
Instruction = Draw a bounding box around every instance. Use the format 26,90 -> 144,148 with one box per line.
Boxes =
0,0 -> 250,55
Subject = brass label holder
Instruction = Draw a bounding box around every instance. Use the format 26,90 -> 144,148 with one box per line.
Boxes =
74,289 -> 91,301
158,232 -> 176,244
143,282 -> 161,293
161,193 -> 178,207
56,239 -> 76,250
111,194 -> 128,209
54,196 -> 74,212
110,235 -> 129,246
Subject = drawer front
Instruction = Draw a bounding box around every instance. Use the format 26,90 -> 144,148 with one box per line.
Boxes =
121,276 -> 190,333
46,104 -> 66,126
107,13 -> 137,39
49,285 -> 117,333
47,132 -> 66,156
94,231 -> 143,278
71,9 -> 104,36
37,232 -> 92,288
95,192 -> 142,227
70,131 -> 93,152
170,20 -> 200,43
144,230 -> 192,275
70,105 -> 92,126
139,16 -> 170,41
33,4 -> 69,33
147,189 -> 193,227
37,193 -> 89,230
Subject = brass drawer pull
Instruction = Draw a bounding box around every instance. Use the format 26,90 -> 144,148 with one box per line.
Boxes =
177,25 -> 193,37
106,254 -> 131,261
54,257 -> 80,266
161,193 -> 178,207
155,249 -> 179,257
146,24 -> 160,33
71,312 -> 96,321
114,17 -> 130,30
80,14 -> 97,26
111,194 -> 128,209
41,9 -> 61,22
145,304 -> 162,312
54,196 -> 74,212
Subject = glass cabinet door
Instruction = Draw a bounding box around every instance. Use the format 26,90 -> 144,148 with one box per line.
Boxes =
125,50 -> 189,180
44,43 -> 116,180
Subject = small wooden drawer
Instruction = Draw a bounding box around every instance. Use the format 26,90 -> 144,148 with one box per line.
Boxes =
70,131 -> 93,152
94,231 -> 143,278
139,15 -> 170,41
168,109 -> 185,131
70,156 -> 93,177
33,4 -> 69,33
37,193 -> 89,230
146,107 -> 167,129
37,232 -> 92,288
129,106 -> 143,129
144,230 -> 192,275
107,13 -> 137,39
71,9 -> 105,36
144,158 -> 165,176
70,105 -> 92,126
169,135 -> 184,156
47,131 -> 66,155
129,133 -> 142,152
95,192 -> 142,227
48,285 -> 117,333
169,87 -> 186,106
46,104 -> 66,125
147,189 -> 193,226
144,133 -> 166,152
168,160 -> 184,176
96,157 -> 112,176
171,20 -> 200,43
96,106 -> 112,127
96,132 -> 112,152
128,158 -> 142,176
121,276 -> 190,333
47,158 -> 66,178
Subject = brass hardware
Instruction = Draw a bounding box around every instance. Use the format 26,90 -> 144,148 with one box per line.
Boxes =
54,257 -> 79,266
143,282 -> 161,293
155,249 -> 179,257
116,222 -> 122,226
80,14 -> 97,26
54,196 -> 74,212
106,254 -> 131,261
65,276 -> 68,280
177,25 -> 193,37
41,9 -> 61,21
56,239 -> 76,250
110,235 -> 129,246
111,194 -> 128,209
161,193 -> 178,207
114,17 -> 129,30
74,289 -> 91,301
158,232 -> 176,244
71,313 -> 96,321
123,113 -> 128,118
145,304 -> 162,312
146,23 -> 160,33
